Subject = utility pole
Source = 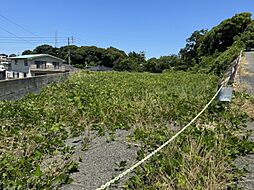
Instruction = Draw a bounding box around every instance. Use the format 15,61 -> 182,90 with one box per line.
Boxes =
68,37 -> 71,65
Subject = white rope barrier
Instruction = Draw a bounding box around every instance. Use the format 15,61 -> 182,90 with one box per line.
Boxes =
96,85 -> 224,190
96,52 -> 244,189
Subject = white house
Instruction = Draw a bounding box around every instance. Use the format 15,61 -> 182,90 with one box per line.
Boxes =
10,54 -> 66,78
0,54 -> 12,80
0,65 -> 6,80
0,54 -> 8,63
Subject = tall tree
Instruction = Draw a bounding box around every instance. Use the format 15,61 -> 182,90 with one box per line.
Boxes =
22,50 -> 33,55
239,20 -> 254,48
179,29 -> 207,66
33,45 -> 58,57
198,12 -> 252,55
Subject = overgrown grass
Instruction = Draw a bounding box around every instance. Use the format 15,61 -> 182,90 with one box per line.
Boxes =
125,92 -> 254,189
0,71 -> 253,189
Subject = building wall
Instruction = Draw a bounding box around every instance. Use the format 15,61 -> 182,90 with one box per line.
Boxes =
0,55 -> 8,62
11,59 -> 30,73
0,73 -> 70,100
0,71 -> 6,80
12,71 -> 32,78
6,71 -> 13,79
10,56 -> 65,79
30,57 -> 64,69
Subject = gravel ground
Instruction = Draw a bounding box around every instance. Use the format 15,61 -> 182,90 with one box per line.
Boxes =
235,51 -> 254,189
60,130 -> 139,190
239,51 -> 254,93
58,53 -> 254,190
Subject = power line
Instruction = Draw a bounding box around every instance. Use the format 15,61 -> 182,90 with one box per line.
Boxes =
0,26 -> 34,45
75,37 -> 94,45
0,14 -> 52,44
0,14 -> 38,37
0,42 -> 55,44
0,36 -> 67,39
0,39 -> 66,42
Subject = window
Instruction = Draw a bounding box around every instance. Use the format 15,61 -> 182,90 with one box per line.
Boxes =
24,60 -> 28,66
35,61 -> 46,69
53,62 -> 60,69
24,73 -> 27,78
17,73 -> 19,78
15,60 -> 18,65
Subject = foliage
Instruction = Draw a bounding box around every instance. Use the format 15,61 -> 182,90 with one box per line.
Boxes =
9,54 -> 16,57
142,55 -> 183,73
239,20 -> 254,48
125,92 -> 254,190
198,12 -> 252,55
32,44 -> 59,57
112,12 -> 254,74
113,57 -> 142,72
0,71 -> 219,189
21,12 -> 253,75
1,70 -> 253,189
113,52 -> 146,72
22,50 -> 33,55
179,12 -> 253,75
22,45 -> 127,69
7,11 -> 254,190
193,42 -> 242,76
179,29 -> 207,67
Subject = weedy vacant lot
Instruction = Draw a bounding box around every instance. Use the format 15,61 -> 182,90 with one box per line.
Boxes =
0,71 -> 253,189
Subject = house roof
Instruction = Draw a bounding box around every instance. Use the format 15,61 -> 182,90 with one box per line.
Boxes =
10,54 -> 66,62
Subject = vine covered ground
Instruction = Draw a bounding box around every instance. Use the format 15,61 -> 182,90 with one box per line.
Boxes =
0,71 -> 253,189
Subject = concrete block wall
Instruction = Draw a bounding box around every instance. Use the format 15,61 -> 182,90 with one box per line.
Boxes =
0,73 -> 70,100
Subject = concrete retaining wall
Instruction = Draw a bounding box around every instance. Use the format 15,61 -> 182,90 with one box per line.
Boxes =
0,73 -> 70,100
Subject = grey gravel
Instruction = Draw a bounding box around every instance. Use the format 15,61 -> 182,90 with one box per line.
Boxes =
235,51 -> 254,189
239,51 -> 254,93
60,129 -> 138,190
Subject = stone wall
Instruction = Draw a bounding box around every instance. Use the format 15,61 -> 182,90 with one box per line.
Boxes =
0,73 -> 70,100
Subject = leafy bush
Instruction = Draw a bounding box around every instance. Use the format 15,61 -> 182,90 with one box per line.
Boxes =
0,71 -> 218,189
125,93 -> 254,190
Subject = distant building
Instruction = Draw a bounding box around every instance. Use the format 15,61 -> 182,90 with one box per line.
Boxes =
0,54 -> 8,63
0,65 -> 6,80
0,54 -> 11,80
0,54 -> 10,69
87,66 -> 113,71
9,54 -> 66,78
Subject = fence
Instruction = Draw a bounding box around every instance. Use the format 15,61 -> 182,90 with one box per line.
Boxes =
0,73 -> 70,100
217,50 -> 242,102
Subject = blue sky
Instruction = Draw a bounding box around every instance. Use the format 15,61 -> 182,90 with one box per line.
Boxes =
0,0 -> 254,58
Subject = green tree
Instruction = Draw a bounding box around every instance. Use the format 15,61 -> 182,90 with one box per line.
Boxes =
155,55 -> 181,72
113,58 -> 142,72
22,50 -> 33,55
239,20 -> 254,48
128,51 -> 146,63
179,29 -> 207,67
198,12 -> 252,55
33,44 -> 58,57
143,58 -> 157,72
105,47 -> 127,67
9,54 -> 16,57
